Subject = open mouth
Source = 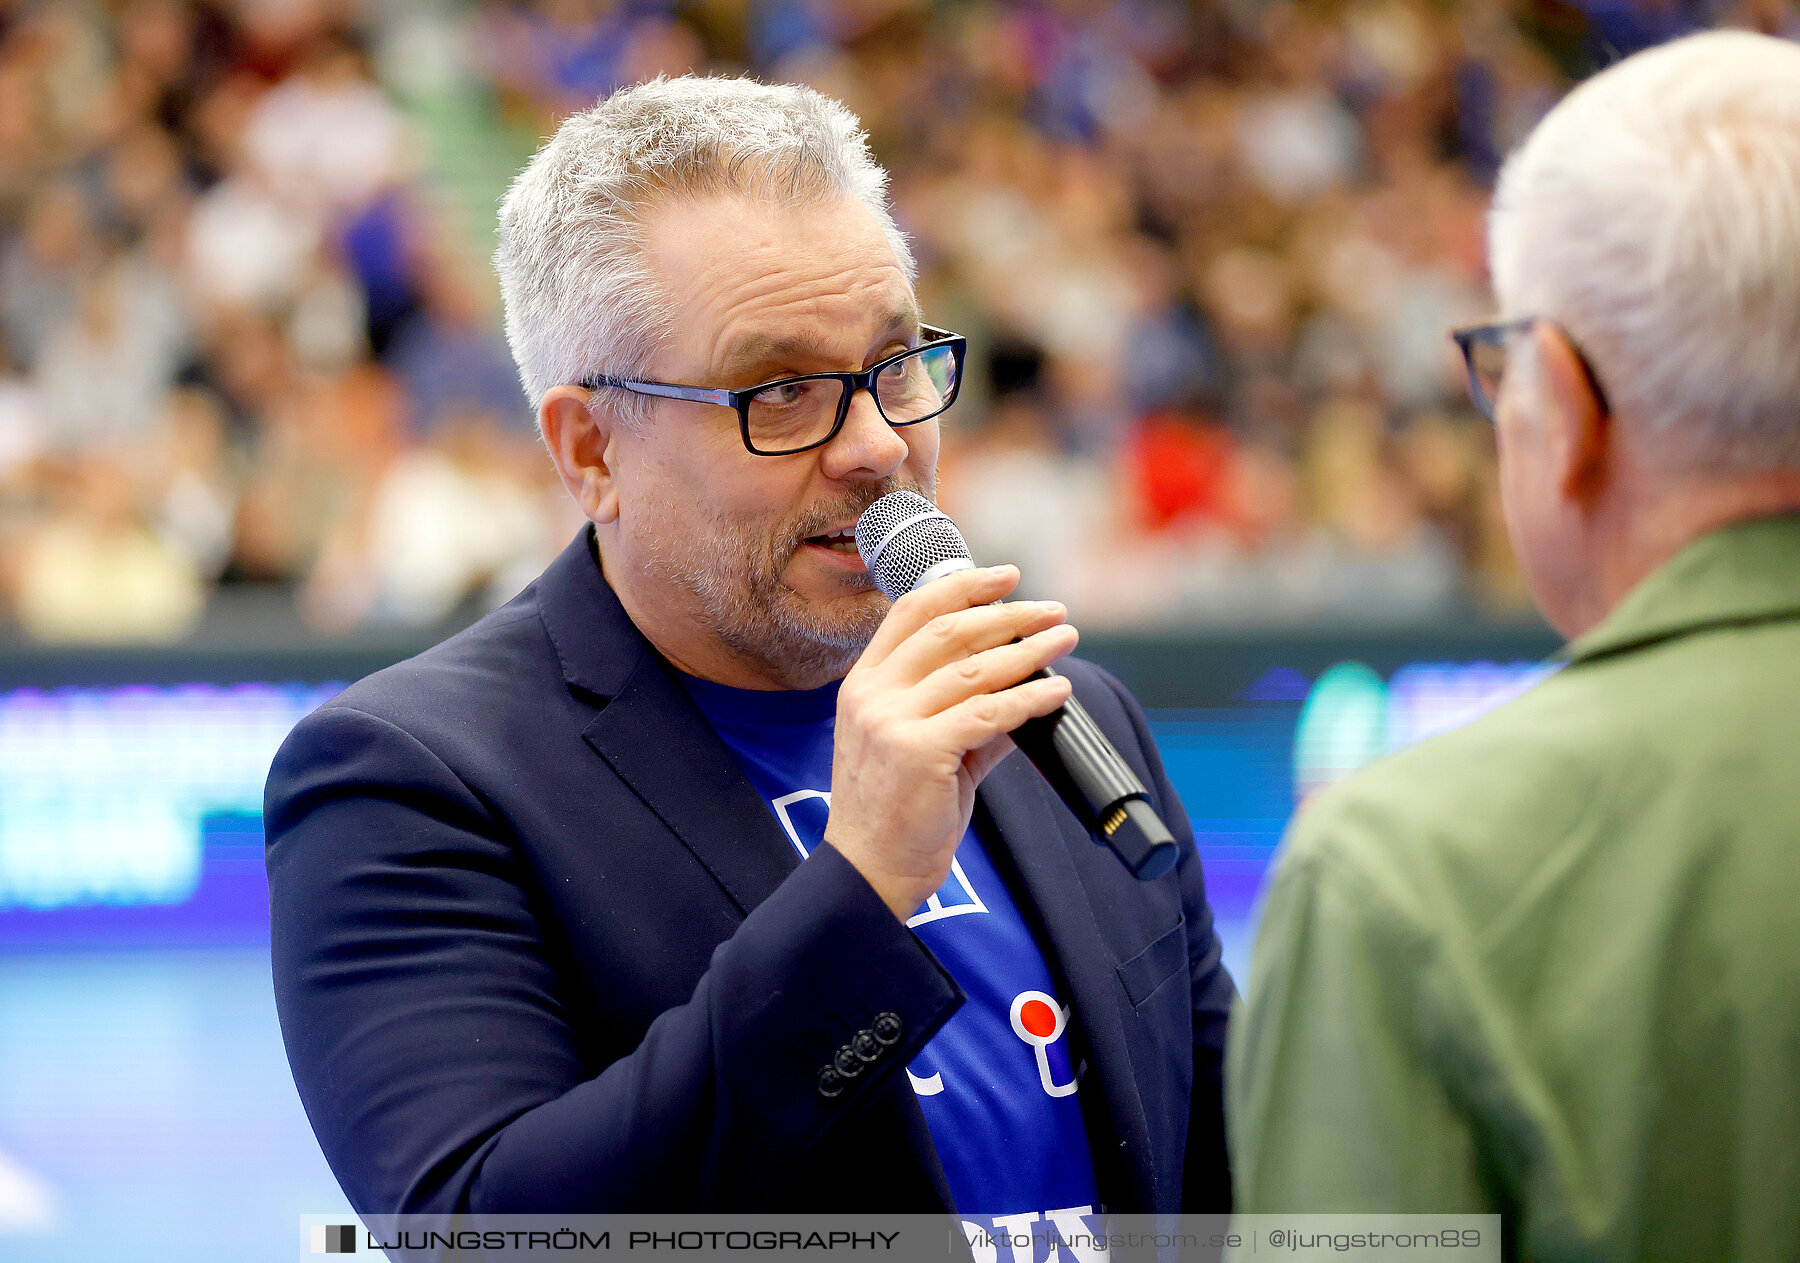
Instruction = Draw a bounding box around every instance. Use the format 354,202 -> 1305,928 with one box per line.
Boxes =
803,527 -> 859,554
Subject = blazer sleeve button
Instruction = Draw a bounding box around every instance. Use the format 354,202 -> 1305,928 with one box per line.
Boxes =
871,1012 -> 904,1045
817,1066 -> 846,1099
832,1046 -> 864,1077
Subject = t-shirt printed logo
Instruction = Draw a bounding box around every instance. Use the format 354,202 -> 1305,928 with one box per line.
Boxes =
908,990 -> 1084,1101
770,789 -> 832,854
1010,990 -> 1080,1097
906,1066 -> 945,1096
685,678 -> 1100,1219
770,789 -> 988,927
963,1206 -> 1108,1263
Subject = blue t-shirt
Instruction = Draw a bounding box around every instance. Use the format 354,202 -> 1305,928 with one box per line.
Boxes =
680,674 -> 1101,1220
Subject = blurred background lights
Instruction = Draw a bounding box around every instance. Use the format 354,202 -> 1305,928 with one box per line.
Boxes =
0,683 -> 340,910
0,664 -> 1554,916
1387,659 -> 1556,748
1294,658 -> 1554,799
1294,661 -> 1389,798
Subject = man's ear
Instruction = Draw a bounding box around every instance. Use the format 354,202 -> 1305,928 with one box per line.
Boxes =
1535,322 -> 1610,506
540,385 -> 622,525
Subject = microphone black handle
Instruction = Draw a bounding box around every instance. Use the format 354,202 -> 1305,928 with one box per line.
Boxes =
1009,670 -> 1180,880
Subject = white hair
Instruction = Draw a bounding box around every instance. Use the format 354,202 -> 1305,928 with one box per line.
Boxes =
495,76 -> 916,426
1488,30 -> 1800,473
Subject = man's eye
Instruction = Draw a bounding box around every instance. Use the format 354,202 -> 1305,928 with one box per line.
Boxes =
755,381 -> 809,407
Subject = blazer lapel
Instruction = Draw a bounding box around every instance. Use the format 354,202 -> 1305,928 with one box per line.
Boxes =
566,582 -> 956,1211
535,528 -> 801,916
582,649 -> 802,917
977,753 -> 1159,1211
532,527 -> 978,1209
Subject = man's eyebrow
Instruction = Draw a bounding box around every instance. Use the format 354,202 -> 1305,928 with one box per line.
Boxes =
716,307 -> 923,381
881,305 -> 923,341
717,332 -> 832,380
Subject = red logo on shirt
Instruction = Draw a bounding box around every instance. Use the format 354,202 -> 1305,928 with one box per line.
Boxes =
1009,991 -> 1079,1098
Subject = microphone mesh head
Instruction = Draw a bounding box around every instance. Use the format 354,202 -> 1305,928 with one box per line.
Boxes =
855,490 -> 974,600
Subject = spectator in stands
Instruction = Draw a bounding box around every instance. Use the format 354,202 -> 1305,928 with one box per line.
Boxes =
0,0 -> 1782,641
14,452 -> 204,643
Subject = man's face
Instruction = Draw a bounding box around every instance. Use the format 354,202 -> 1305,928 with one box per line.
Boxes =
602,193 -> 937,686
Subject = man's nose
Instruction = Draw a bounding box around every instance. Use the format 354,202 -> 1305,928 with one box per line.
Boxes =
818,386 -> 909,481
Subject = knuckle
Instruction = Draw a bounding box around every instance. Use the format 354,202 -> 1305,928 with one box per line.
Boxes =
969,696 -> 999,725
926,614 -> 959,642
956,658 -> 983,682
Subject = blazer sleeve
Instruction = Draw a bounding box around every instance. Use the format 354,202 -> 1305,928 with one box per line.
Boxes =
264,703 -> 963,1214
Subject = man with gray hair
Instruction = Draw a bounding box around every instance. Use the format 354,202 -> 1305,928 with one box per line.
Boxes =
266,77 -> 1235,1218
1228,30 -> 1800,1259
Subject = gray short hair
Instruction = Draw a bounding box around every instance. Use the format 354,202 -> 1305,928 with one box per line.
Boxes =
495,75 -> 916,426
1489,30 -> 1800,473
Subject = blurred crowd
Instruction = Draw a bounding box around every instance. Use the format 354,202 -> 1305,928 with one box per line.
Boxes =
0,0 -> 1792,643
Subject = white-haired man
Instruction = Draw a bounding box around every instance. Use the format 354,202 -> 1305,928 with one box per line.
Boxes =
266,78 -> 1236,1219
1228,30 -> 1800,1260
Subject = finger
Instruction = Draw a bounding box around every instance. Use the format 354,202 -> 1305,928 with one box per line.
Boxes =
879,599 -> 1069,686
923,672 -> 1074,755
857,564 -> 1022,668
909,622 -> 1078,716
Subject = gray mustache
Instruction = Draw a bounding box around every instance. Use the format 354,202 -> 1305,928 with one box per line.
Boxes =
788,481 -> 931,546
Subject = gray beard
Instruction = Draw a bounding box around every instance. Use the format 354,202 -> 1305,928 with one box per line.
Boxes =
642,476 -> 932,689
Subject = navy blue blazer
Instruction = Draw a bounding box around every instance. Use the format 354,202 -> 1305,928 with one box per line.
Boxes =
265,528 -> 1236,1215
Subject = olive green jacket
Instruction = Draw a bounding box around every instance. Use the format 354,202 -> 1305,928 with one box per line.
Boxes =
1228,514 -> 1800,1261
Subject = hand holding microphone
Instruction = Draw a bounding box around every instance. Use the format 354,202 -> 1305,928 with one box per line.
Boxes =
853,491 -> 1180,883
823,562 -> 1079,921
823,491 -> 1178,922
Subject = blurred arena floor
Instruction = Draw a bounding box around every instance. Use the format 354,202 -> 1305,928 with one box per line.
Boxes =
0,947 -> 351,1262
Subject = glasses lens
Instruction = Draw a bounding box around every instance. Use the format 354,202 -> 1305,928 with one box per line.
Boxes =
745,377 -> 845,453
875,343 -> 960,424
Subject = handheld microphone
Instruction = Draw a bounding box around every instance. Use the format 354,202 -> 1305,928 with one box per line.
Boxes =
855,491 -> 1179,881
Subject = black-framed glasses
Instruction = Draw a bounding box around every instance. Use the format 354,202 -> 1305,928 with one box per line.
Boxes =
579,324 -> 967,456
1450,318 -> 1612,425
